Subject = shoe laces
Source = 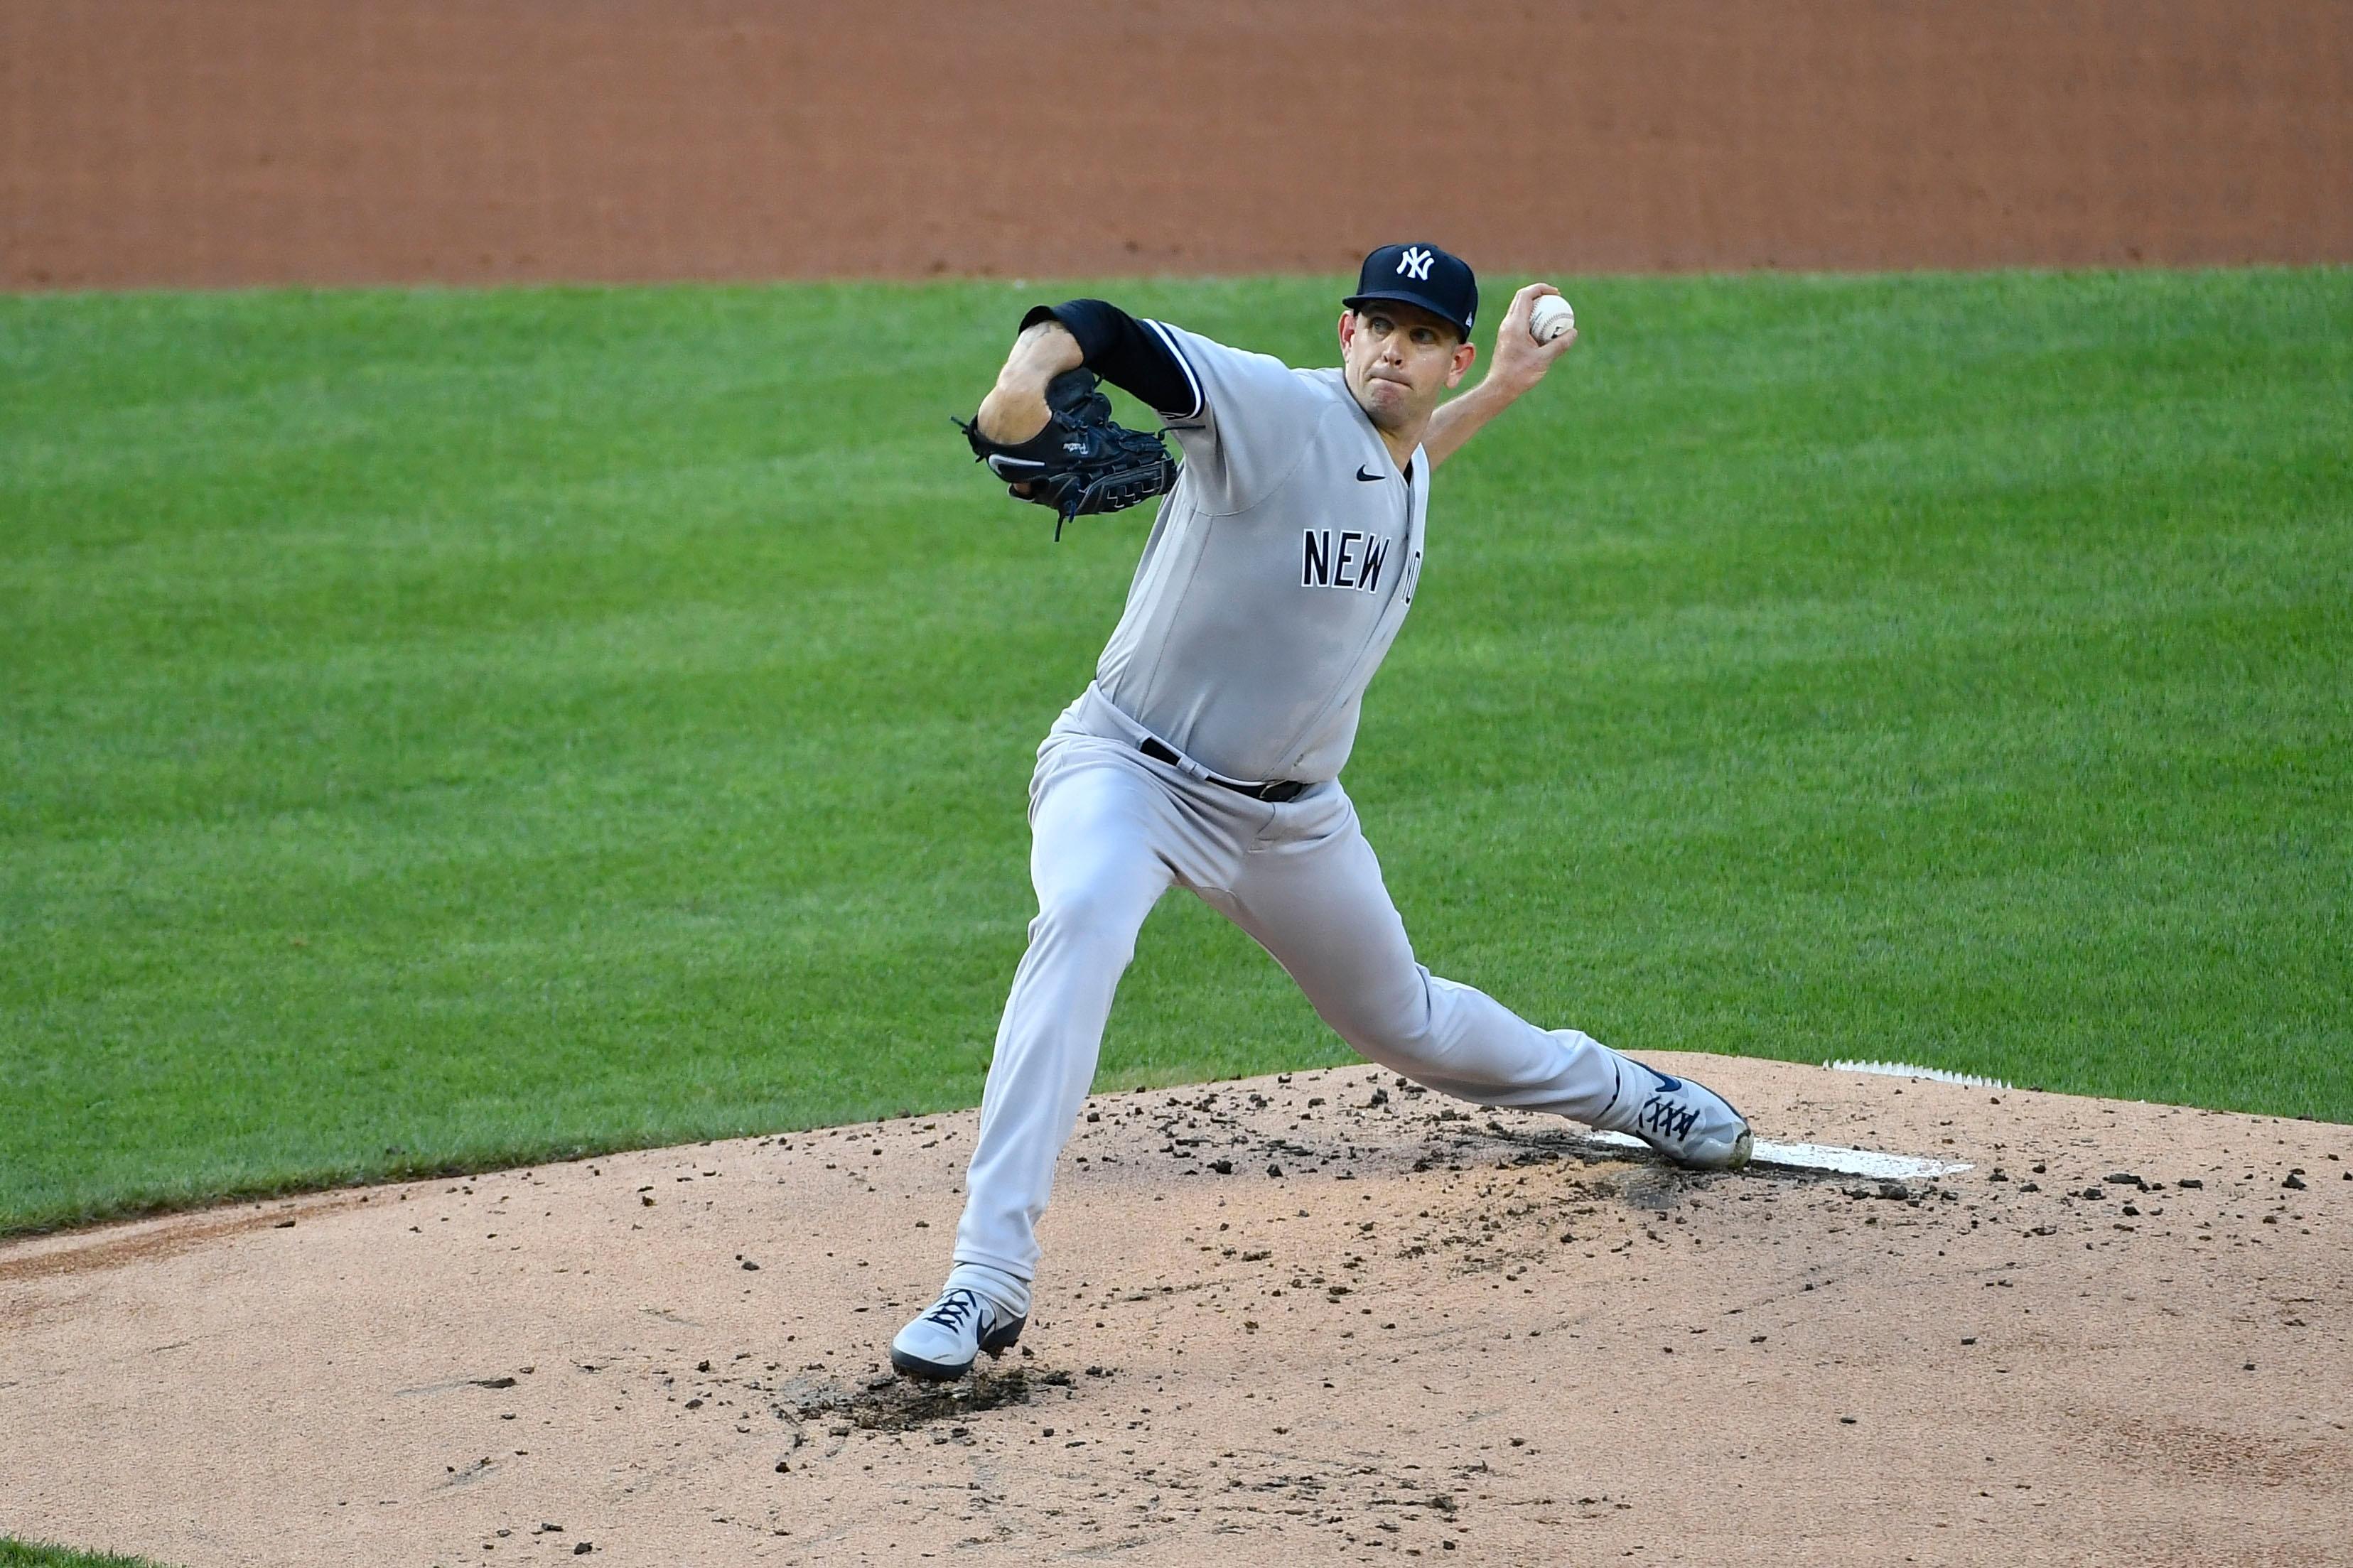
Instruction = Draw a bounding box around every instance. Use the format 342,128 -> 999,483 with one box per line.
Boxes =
1637,1093 -> 1702,1142
922,1288 -> 984,1332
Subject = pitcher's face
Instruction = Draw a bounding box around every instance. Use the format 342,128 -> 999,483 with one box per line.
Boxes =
1340,303 -> 1476,432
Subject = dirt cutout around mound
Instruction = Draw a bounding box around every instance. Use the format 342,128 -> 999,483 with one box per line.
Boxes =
4,1053 -> 2349,1567
5,0 -> 2349,289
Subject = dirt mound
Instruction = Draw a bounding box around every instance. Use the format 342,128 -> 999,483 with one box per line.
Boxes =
6,0 -> 2348,290
4,1053 -> 2348,1566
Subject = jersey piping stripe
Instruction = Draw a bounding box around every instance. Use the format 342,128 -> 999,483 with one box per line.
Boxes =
1143,320 -> 1205,421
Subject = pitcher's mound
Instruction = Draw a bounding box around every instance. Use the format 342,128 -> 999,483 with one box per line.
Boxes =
4,1054 -> 2347,1566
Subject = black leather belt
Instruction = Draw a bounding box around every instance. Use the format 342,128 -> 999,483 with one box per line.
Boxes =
1139,737 -> 1308,803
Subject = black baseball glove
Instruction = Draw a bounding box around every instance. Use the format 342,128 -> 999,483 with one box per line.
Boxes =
955,369 -> 1179,540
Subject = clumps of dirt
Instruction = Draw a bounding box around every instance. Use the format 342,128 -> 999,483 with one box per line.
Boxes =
795,1365 -> 1077,1434
1111,1074 -> 1793,1191
1836,1180 -> 1951,1204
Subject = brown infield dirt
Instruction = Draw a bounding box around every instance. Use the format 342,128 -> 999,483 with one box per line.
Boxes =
5,0 -> 2349,290
3,1054 -> 2348,1567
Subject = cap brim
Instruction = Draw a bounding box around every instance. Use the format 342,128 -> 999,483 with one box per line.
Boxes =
1342,290 -> 1473,339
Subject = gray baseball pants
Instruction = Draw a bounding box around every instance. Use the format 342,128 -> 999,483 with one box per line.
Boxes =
949,687 -> 1630,1304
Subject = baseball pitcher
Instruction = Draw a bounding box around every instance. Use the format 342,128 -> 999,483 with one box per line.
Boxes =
893,244 -> 1753,1380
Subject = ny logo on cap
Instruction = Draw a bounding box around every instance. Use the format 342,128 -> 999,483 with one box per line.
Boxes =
1397,247 -> 1435,281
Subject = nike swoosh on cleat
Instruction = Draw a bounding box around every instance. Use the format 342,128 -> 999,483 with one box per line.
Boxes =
1355,465 -> 1383,482
1639,1064 -> 1683,1093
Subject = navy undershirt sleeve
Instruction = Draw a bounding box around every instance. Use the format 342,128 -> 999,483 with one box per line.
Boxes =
1020,300 -> 1199,418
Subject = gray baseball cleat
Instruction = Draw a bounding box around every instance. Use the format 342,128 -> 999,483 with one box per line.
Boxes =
1598,1055 -> 1753,1170
890,1286 -> 1027,1381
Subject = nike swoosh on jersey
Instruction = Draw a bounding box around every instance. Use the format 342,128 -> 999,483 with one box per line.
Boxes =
1355,465 -> 1383,482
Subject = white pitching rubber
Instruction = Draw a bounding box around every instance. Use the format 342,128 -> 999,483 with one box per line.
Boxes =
1579,1129 -> 1971,1181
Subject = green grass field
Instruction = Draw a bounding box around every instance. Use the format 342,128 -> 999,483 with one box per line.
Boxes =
2,268 -> 2347,1240
0,1542 -> 164,1568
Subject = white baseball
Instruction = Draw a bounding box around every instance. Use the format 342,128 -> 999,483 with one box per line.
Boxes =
1529,293 -> 1576,343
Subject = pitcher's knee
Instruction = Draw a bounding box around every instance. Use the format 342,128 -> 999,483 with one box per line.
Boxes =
1317,985 -> 1443,1067
1030,890 -> 1145,968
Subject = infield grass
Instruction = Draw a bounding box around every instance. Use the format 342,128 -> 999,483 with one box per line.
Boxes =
3,269 -> 2347,1234
0,1542 -> 170,1567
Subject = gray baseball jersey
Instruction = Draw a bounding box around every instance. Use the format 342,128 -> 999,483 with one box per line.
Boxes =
1090,323 -> 1427,785
907,276 -> 1755,1348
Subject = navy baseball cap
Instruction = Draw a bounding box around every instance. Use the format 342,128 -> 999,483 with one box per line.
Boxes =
1344,242 -> 1478,340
